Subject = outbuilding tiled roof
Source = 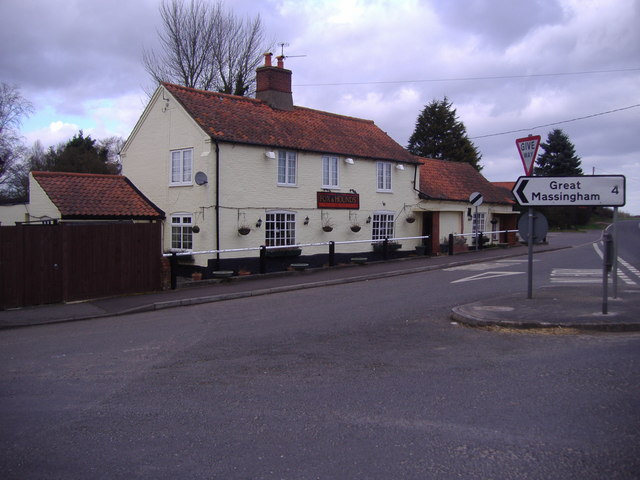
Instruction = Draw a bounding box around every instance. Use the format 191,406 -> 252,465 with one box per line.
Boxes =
492,181 -> 516,191
32,171 -> 165,220
418,158 -> 514,205
162,82 -> 418,164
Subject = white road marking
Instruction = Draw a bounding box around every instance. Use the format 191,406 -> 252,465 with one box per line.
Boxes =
552,268 -> 601,277
592,242 -> 638,286
618,256 -> 640,280
445,259 -> 532,272
551,269 -> 604,284
451,271 -> 525,283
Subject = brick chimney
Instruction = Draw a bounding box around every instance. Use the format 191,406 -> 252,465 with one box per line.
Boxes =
255,53 -> 293,111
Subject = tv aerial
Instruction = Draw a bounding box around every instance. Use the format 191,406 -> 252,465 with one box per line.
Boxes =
278,42 -> 306,59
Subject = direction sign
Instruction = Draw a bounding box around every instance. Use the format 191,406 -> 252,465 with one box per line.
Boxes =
516,135 -> 541,176
469,192 -> 483,206
512,175 -> 626,207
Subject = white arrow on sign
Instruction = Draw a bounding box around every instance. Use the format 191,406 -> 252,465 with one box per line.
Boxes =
516,135 -> 541,176
452,271 -> 524,284
512,175 -> 626,207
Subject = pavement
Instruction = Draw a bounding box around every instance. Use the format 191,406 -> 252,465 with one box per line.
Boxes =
1,232 -> 639,332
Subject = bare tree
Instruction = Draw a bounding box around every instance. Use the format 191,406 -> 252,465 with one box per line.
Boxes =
144,0 -> 268,95
213,13 -> 266,95
0,82 -> 33,198
1,140 -> 42,201
98,136 -> 125,173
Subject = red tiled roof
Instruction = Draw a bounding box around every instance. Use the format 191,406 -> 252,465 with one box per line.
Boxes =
162,82 -> 418,164
492,181 -> 516,201
492,181 -> 515,191
32,171 -> 165,220
418,158 -> 514,205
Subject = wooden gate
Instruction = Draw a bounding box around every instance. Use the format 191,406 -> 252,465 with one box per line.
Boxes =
0,223 -> 162,309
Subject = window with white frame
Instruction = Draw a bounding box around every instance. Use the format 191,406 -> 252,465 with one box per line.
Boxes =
265,211 -> 296,246
472,212 -> 486,233
472,212 -> 486,245
278,150 -> 297,185
322,155 -> 339,188
376,161 -> 392,191
171,214 -> 193,250
170,148 -> 193,185
372,212 -> 395,240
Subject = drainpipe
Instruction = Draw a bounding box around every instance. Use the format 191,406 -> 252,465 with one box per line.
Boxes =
213,139 -> 221,270
412,163 -> 433,252
412,164 -> 431,199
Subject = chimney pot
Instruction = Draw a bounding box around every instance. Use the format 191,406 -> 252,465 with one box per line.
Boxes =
264,52 -> 272,67
276,55 -> 285,68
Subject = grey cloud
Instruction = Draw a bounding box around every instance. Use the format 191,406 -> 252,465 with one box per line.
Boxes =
0,0 -> 159,102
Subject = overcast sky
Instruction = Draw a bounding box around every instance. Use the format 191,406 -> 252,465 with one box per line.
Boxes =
2,0 -> 639,214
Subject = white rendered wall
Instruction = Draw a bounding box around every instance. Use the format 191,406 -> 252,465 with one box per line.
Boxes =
122,87 -> 448,266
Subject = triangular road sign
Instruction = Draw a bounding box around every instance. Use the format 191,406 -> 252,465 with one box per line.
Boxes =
516,135 -> 541,176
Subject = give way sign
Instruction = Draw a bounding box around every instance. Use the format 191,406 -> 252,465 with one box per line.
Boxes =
516,135 -> 541,176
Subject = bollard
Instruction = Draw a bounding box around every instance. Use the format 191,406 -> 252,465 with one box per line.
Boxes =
329,241 -> 335,266
448,234 -> 454,256
170,253 -> 177,290
259,245 -> 267,274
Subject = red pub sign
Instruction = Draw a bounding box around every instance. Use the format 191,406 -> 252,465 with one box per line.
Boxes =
316,191 -> 360,209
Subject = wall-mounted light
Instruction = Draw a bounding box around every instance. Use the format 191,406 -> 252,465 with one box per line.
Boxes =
344,158 -> 355,165
304,216 -> 309,225
256,218 -> 262,228
366,216 -> 372,224
396,163 -> 405,170
264,151 -> 276,159
349,189 -> 357,194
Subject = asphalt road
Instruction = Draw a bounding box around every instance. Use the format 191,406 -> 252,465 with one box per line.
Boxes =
609,219 -> 640,277
1,229 -> 639,479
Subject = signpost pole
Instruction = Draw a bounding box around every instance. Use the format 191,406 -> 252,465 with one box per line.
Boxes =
474,205 -> 479,251
469,192 -> 483,252
602,250 -> 609,315
527,207 -> 534,299
602,232 -> 613,315
612,207 -> 619,298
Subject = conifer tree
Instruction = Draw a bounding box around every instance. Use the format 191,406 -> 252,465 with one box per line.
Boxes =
407,97 -> 482,171
534,129 -> 588,228
534,129 -> 582,176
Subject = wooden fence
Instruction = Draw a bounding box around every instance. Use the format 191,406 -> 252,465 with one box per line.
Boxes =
0,222 -> 163,309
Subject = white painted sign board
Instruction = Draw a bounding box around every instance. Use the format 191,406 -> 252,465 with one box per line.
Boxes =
512,175 -> 626,207
516,135 -> 541,176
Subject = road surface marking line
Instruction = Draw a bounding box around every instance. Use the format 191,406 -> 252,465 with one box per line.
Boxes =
593,242 -> 638,285
451,271 -> 524,283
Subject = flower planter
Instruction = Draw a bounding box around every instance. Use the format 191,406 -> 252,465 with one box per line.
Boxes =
350,225 -> 361,232
373,242 -> 402,253
322,226 -> 333,232
406,216 -> 416,223
265,247 -> 302,258
238,227 -> 251,235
